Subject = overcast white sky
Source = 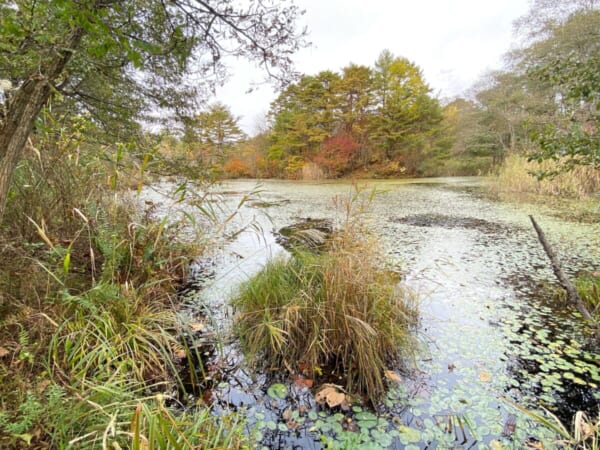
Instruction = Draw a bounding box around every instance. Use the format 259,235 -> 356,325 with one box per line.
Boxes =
216,0 -> 531,134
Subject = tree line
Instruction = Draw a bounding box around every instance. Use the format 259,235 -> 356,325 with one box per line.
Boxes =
172,0 -> 598,181
1,0 -> 597,194
173,51 -> 454,179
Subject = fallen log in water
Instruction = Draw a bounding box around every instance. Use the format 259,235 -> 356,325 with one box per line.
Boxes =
529,215 -> 596,325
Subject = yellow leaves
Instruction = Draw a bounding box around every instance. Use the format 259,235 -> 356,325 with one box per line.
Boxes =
490,440 -> 507,450
524,439 -> 545,449
27,216 -> 54,249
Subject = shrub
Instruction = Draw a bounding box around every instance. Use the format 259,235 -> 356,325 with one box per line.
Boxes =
223,156 -> 252,178
313,133 -> 360,177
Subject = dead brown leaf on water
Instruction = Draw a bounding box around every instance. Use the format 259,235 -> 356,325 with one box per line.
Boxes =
293,376 -> 314,389
315,386 -> 345,408
384,370 -> 402,383
282,408 -> 293,421
478,370 -> 492,383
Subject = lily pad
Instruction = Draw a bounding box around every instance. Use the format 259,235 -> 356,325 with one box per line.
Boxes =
371,429 -> 393,447
397,425 -> 421,443
355,411 -> 377,421
267,383 -> 287,399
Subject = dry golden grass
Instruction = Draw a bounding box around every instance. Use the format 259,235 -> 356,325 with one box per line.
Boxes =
496,154 -> 600,198
301,162 -> 325,180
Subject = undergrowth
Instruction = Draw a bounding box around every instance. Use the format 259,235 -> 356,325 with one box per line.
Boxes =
233,190 -> 418,400
0,113 -> 249,448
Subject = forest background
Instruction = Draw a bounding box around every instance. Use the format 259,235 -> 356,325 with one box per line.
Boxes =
161,0 -> 599,186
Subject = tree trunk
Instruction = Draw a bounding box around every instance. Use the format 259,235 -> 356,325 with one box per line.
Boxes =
0,27 -> 84,222
529,215 -> 596,323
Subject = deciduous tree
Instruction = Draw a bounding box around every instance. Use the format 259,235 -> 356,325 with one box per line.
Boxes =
0,0 -> 306,221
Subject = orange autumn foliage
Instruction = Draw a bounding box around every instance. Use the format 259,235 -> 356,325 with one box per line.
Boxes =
223,156 -> 251,178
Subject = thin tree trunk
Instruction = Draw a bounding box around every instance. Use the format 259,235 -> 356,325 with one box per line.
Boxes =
529,215 -> 596,323
0,27 -> 84,222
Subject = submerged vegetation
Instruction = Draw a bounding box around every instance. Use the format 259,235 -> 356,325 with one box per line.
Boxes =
233,195 -> 417,400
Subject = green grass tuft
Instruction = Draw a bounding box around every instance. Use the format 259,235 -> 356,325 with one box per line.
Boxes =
233,222 -> 418,400
575,273 -> 600,322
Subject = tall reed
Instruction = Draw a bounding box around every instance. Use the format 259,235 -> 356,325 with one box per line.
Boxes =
496,154 -> 600,198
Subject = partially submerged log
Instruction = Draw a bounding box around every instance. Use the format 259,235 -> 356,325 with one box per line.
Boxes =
529,215 -> 595,323
276,218 -> 333,252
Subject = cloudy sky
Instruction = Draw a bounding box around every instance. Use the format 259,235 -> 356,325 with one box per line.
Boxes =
216,0 -> 531,134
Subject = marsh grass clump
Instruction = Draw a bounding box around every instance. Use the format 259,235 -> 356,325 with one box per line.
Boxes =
574,274 -> 600,322
233,215 -> 417,400
509,400 -> 600,450
49,284 -> 182,386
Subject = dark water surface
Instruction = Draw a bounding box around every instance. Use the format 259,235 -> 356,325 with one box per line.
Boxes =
154,178 -> 600,449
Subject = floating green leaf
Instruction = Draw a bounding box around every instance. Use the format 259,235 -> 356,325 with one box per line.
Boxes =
397,425 -> 421,443
267,383 -> 287,399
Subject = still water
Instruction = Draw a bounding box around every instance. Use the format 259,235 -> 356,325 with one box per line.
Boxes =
164,177 -> 599,449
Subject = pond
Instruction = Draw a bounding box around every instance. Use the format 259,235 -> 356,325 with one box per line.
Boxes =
170,177 -> 599,449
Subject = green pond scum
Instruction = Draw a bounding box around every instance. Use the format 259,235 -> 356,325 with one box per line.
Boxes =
186,178 -> 599,449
